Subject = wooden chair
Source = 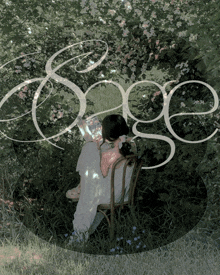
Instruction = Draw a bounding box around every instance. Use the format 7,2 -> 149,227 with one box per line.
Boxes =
70,154 -> 143,241
97,154 -> 143,241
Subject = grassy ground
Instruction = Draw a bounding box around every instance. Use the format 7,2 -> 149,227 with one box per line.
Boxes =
0,217 -> 220,274
1,69 -> 220,274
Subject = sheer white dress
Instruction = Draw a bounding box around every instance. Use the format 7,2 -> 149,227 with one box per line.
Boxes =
72,137 -> 136,242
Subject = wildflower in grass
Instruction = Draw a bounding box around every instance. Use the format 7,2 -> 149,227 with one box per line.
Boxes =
110,248 -> 115,252
126,240 -> 132,245
142,230 -> 145,233
143,245 -> 146,248
133,226 -> 136,231
116,246 -> 120,250
134,237 -> 138,241
116,237 -> 123,241
64,234 -> 68,237
136,245 -> 140,249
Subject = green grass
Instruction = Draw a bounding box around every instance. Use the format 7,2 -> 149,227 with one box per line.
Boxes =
0,217 -> 220,274
1,68 -> 220,274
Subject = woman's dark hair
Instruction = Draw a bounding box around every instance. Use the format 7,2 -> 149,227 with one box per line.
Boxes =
100,114 -> 134,159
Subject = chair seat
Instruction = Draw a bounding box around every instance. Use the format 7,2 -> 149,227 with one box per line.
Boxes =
98,196 -> 143,210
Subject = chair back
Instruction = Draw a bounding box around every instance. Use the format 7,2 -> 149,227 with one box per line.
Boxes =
110,154 -> 143,211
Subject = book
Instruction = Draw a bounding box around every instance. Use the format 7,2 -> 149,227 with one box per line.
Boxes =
76,115 -> 103,142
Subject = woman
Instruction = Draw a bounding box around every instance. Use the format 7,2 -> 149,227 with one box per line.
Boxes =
66,114 -> 137,244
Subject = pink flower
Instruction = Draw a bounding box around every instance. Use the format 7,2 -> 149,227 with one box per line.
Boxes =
119,20 -> 126,27
160,47 -> 166,53
155,54 -> 159,60
57,111 -> 63,119
108,9 -> 116,16
23,86 -> 28,91
156,40 -> 160,45
153,91 -> 161,96
18,91 -> 26,99
123,29 -> 129,37
116,46 -> 121,52
151,97 -> 155,102
122,67 -> 127,73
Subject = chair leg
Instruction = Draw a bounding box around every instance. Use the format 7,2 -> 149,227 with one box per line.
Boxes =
110,215 -> 114,241
118,207 -> 122,222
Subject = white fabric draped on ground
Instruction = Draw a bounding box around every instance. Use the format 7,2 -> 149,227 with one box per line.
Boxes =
72,141 -> 134,242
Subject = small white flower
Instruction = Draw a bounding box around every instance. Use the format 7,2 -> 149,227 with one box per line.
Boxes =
181,102 -> 186,108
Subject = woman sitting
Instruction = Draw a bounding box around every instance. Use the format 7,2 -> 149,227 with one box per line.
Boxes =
66,114 -> 137,244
